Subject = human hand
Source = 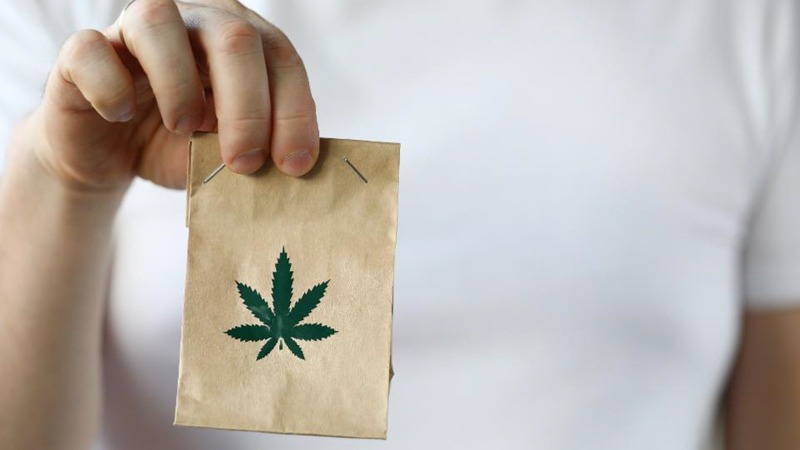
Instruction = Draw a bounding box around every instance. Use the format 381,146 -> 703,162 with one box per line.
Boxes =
26,0 -> 319,191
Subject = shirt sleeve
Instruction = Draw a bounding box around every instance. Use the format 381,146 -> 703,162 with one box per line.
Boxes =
741,0 -> 800,309
0,0 -> 124,175
744,129 -> 800,308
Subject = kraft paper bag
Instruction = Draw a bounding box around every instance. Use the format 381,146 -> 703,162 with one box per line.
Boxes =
175,133 -> 399,439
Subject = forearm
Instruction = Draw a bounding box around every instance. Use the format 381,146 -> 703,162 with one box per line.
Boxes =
725,309 -> 800,449
0,115 -> 125,449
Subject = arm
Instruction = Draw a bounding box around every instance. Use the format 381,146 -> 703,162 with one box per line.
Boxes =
0,118 -> 122,448
725,308 -> 800,449
0,0 -> 319,447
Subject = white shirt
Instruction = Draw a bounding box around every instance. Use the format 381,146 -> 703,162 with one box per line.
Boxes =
1,1 -> 799,449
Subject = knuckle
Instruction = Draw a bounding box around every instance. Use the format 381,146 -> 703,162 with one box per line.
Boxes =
216,19 -> 261,56
62,30 -> 108,63
93,82 -> 133,110
261,28 -> 303,68
274,108 -> 314,125
221,114 -> 270,133
219,0 -> 249,15
274,95 -> 316,123
129,0 -> 177,27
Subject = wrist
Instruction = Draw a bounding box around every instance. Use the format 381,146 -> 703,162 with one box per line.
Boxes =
2,114 -> 127,221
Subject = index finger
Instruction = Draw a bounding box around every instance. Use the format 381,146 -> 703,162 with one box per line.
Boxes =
114,0 -> 206,134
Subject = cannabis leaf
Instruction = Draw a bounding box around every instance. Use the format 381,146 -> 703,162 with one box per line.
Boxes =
225,248 -> 337,361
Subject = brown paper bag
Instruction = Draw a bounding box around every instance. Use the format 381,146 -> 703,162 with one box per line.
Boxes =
175,134 -> 399,439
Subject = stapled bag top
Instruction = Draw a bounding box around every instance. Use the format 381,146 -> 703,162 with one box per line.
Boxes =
176,134 -> 400,439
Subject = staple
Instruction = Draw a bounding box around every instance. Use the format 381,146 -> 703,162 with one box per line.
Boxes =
343,157 -> 368,184
203,163 -> 226,184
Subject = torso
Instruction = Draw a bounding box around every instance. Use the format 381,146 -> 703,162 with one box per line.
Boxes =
1,1 -> 790,449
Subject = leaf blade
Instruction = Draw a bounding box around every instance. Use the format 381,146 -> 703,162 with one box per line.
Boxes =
291,323 -> 337,341
237,281 -> 274,326
271,248 -> 293,316
257,338 -> 278,360
283,337 -> 305,360
225,324 -> 271,342
287,281 -> 329,326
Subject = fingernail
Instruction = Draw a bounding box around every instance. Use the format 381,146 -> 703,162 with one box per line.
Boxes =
116,107 -> 135,123
282,149 -> 313,175
175,112 -> 203,135
231,148 -> 265,174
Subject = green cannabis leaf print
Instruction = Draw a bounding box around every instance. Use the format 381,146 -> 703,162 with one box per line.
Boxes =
225,248 -> 337,361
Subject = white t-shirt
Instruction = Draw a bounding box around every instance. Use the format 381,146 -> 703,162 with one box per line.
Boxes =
1,1 -> 799,449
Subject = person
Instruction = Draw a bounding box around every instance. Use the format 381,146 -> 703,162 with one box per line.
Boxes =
1,0 -> 799,448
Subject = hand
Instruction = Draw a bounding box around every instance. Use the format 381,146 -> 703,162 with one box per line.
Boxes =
26,0 -> 319,191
